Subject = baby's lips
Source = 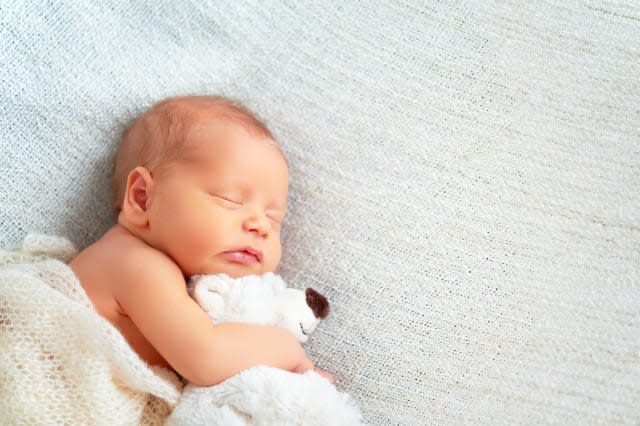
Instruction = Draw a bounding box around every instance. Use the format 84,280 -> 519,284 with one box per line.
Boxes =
222,249 -> 261,264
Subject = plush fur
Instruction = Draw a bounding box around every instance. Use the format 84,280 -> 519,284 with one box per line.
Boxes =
187,273 -> 329,343
168,367 -> 363,426
165,273 -> 363,426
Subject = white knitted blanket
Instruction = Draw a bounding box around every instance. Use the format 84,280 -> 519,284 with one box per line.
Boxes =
0,235 -> 181,425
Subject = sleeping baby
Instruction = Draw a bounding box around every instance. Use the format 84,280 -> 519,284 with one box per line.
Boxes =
0,94 -> 359,424
69,95 -> 334,385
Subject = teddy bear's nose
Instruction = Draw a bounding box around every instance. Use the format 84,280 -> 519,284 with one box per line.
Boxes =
305,288 -> 330,319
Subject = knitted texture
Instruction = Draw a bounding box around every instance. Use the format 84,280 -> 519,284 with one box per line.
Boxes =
0,235 -> 182,425
1,2 -> 639,424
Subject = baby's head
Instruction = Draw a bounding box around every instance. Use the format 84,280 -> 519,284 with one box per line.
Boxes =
112,95 -> 289,278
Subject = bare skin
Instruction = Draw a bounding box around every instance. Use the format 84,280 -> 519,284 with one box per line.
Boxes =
70,117 -> 333,386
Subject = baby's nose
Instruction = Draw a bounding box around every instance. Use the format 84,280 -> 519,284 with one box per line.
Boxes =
243,213 -> 270,236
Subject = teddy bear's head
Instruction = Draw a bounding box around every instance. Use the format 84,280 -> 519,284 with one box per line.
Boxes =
275,287 -> 330,342
189,273 -> 330,343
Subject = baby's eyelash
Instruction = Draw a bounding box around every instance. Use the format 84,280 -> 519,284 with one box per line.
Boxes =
221,196 -> 241,204
266,213 -> 283,223
212,194 -> 242,207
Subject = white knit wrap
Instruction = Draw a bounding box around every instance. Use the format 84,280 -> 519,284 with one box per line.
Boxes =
0,235 -> 182,425
1,2 -> 639,424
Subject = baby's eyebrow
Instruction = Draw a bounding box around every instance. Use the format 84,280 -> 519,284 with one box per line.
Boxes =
266,198 -> 287,210
267,203 -> 286,211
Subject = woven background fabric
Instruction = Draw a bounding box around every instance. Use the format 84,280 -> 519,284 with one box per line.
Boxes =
1,1 -> 639,424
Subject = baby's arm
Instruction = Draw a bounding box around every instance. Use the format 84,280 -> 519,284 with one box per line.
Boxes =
113,249 -> 314,386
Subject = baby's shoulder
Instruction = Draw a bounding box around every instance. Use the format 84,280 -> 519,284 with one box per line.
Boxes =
95,226 -> 186,293
114,238 -> 184,289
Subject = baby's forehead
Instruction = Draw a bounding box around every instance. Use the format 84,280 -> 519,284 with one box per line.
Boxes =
186,122 -> 285,165
179,99 -> 271,136
177,121 -> 289,203
183,116 -> 286,163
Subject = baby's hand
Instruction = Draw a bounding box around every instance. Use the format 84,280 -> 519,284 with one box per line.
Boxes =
313,367 -> 335,384
293,357 -> 335,384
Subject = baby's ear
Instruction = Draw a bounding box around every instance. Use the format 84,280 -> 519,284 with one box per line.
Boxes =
121,166 -> 153,227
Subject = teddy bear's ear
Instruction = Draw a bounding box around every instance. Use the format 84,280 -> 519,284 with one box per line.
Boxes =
305,288 -> 330,319
192,275 -> 230,315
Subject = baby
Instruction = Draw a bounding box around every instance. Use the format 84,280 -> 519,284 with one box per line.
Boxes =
69,95 -> 332,386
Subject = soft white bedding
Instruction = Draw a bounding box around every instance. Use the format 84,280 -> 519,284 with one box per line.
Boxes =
1,2 -> 639,424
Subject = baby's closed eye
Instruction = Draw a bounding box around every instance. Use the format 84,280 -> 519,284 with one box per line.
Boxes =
266,210 -> 284,223
211,193 -> 243,209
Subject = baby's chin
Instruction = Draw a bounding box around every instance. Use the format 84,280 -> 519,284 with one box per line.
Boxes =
224,265 -> 278,279
190,262 -> 274,279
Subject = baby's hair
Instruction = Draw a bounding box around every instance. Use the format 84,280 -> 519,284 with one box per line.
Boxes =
111,95 -> 275,212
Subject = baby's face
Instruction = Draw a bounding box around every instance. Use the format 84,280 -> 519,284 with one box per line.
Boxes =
145,120 -> 288,278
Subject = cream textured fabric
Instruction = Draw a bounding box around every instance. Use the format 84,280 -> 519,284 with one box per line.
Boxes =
1,2 -> 639,425
0,235 -> 181,424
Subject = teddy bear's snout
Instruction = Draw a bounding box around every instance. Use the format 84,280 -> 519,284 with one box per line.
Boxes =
305,288 -> 330,319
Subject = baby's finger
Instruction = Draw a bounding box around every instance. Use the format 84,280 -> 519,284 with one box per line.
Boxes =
292,356 -> 314,374
314,367 -> 335,384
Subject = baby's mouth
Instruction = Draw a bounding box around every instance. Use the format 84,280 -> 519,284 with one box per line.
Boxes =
222,247 -> 262,264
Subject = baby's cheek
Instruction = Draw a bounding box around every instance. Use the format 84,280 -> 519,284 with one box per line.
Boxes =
265,241 -> 282,272
177,211 -> 220,255
187,222 -> 221,252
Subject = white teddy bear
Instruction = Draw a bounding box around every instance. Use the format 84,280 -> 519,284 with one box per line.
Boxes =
165,273 -> 363,426
188,272 -> 330,343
